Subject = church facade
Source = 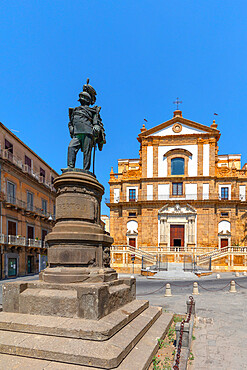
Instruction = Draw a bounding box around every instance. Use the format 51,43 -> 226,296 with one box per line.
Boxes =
107,110 -> 247,271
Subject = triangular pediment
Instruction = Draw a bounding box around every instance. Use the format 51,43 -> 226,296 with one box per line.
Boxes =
139,115 -> 219,138
158,203 -> 197,215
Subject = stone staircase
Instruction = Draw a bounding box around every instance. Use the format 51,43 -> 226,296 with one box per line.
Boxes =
125,245 -> 157,264
0,300 -> 173,369
197,246 -> 247,265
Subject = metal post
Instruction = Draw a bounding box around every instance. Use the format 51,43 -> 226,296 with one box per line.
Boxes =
132,261 -> 134,274
141,256 -> 144,270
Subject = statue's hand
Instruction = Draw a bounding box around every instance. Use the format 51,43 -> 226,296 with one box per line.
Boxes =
93,125 -> 100,138
69,124 -> 74,138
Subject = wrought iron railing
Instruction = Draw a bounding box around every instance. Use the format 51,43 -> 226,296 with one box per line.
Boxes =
3,193 -> 52,219
0,234 -> 47,248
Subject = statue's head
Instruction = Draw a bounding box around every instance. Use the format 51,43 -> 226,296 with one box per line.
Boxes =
78,91 -> 91,106
77,79 -> 97,106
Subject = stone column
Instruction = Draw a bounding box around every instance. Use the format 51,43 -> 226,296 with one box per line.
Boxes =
160,218 -> 165,243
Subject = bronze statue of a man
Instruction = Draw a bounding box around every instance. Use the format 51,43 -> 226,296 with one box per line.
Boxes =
67,79 -> 106,172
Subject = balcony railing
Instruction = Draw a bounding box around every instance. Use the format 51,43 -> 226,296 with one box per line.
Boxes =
0,149 -> 56,192
106,192 -> 247,203
0,234 -> 48,248
3,194 -> 52,219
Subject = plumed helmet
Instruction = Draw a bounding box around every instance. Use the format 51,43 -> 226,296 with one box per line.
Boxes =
82,78 -> 97,105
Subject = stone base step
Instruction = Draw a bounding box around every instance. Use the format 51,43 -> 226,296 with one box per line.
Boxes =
0,312 -> 173,370
3,278 -> 136,320
0,306 -> 166,369
0,300 -> 149,341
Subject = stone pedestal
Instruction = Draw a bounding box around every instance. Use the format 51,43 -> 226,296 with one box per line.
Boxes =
42,170 -> 115,284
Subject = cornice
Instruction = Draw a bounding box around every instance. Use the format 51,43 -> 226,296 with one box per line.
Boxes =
138,116 -> 220,138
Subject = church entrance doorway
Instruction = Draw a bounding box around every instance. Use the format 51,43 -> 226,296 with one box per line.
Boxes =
170,225 -> 184,251
220,238 -> 228,249
128,238 -> 136,248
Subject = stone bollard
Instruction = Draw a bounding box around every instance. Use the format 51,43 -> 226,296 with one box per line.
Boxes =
192,282 -> 199,295
229,280 -> 237,293
235,272 -> 239,277
243,272 -> 247,276
165,283 -> 172,297
187,299 -> 196,315
216,273 -> 221,279
175,322 -> 190,347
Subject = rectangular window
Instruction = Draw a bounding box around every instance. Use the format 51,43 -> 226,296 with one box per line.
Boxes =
51,176 -> 54,184
27,225 -> 34,239
41,199 -> 47,215
221,212 -> 229,217
27,191 -> 34,211
25,155 -> 32,168
128,212 -> 137,217
129,189 -> 136,201
7,220 -> 17,236
171,158 -> 184,175
40,168 -> 46,183
5,139 -> 13,153
221,187 -> 229,200
172,183 -> 183,196
7,181 -> 16,204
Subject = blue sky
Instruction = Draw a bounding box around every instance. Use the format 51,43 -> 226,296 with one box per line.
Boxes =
0,1 -> 247,215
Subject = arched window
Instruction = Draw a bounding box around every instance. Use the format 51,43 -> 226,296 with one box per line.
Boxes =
127,220 -> 138,234
171,157 -> 184,175
218,221 -> 231,234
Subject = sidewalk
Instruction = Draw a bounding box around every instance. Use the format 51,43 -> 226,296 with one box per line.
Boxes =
138,282 -> 247,370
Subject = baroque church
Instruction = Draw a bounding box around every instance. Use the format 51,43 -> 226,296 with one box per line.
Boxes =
107,109 -> 247,272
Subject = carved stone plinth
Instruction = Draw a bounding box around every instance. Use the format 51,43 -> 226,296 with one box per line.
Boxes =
42,170 -> 114,283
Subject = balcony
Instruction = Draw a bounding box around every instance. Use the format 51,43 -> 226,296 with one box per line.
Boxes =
0,234 -> 47,248
106,192 -> 246,203
0,149 -> 55,192
3,194 -> 53,219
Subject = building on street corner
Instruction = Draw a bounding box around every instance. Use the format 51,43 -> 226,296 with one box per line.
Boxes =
0,122 -> 58,278
107,110 -> 247,273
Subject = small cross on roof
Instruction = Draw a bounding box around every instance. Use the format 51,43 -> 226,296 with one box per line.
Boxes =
173,97 -> 182,110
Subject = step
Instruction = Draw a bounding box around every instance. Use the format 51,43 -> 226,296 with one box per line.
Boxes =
0,300 -> 149,341
0,312 -> 173,370
0,306 -> 162,369
117,312 -> 173,370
